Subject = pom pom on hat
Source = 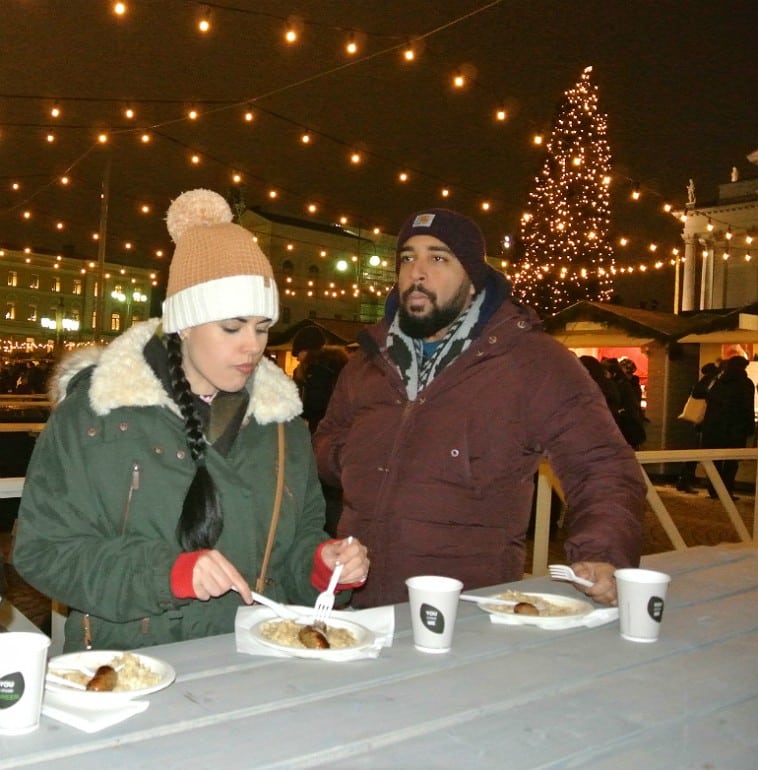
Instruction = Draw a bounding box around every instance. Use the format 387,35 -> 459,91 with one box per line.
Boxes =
166,188 -> 233,243
162,189 -> 278,333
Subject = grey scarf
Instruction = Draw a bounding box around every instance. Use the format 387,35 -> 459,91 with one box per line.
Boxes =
386,289 -> 486,400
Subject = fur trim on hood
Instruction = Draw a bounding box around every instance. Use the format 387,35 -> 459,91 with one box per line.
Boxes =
50,319 -> 302,425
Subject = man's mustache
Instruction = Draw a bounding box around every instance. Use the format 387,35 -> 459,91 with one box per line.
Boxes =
401,283 -> 436,302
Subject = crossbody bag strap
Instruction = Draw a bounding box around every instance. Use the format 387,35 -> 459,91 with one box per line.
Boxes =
255,422 -> 286,594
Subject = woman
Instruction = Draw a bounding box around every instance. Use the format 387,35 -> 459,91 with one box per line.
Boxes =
13,189 -> 369,651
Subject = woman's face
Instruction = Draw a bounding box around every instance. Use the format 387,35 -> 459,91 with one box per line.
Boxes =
181,316 -> 271,395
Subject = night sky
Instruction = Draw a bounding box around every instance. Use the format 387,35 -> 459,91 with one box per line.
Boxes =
2,0 -> 756,297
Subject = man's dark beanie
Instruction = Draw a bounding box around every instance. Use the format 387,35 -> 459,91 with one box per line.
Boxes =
395,208 -> 489,291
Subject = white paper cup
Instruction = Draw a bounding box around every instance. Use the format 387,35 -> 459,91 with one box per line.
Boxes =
405,575 -> 463,653
615,568 -> 671,643
0,632 -> 51,735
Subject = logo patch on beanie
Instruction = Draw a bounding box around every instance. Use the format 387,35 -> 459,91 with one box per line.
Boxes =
412,213 -> 436,228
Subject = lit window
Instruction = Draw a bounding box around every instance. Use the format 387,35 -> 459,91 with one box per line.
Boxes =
73,279 -> 82,295
8,271 -> 17,287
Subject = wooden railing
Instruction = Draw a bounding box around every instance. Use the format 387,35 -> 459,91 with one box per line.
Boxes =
532,448 -> 758,576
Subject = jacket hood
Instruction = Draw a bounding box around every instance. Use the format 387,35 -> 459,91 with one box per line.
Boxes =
50,318 -> 302,424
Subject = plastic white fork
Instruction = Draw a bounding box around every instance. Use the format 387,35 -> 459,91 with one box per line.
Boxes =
312,562 -> 344,626
548,564 -> 595,588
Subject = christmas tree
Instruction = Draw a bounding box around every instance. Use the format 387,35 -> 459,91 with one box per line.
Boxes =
513,66 -> 615,316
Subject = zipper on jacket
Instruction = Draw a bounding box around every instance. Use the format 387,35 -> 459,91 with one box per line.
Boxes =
121,462 -> 140,534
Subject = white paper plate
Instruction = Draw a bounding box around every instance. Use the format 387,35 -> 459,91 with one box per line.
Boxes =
477,592 -> 594,628
46,650 -> 175,708
250,616 -> 376,659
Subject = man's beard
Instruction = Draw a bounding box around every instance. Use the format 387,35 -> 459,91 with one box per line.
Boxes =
398,281 -> 471,339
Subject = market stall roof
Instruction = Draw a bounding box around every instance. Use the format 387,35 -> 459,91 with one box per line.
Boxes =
678,301 -> 758,343
543,301 -> 699,347
267,318 -> 370,350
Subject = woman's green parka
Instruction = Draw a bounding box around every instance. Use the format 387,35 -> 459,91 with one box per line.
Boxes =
14,320 -> 329,651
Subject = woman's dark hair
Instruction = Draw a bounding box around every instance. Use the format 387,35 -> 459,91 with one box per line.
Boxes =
166,332 -> 223,550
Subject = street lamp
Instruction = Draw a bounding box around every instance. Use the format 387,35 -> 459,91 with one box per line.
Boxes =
40,298 -> 80,354
111,289 -> 148,329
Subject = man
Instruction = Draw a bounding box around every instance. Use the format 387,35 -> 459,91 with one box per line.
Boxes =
314,208 -> 646,607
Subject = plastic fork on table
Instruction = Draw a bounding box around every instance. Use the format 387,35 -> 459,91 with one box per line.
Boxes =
311,562 -> 344,627
548,564 -> 595,588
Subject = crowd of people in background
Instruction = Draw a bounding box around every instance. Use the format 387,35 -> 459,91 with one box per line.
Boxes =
578,355 -> 647,449
0,359 -> 52,394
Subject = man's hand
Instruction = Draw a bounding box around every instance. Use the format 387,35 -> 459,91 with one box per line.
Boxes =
570,561 -> 618,605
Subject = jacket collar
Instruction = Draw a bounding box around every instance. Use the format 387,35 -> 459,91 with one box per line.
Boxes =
51,319 -> 302,424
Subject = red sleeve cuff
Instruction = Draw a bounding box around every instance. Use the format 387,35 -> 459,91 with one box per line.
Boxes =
170,550 -> 209,599
311,541 -> 366,592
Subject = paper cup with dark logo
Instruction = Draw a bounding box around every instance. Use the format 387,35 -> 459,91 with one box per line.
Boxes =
0,632 -> 51,735
615,568 -> 672,643
405,576 -> 463,653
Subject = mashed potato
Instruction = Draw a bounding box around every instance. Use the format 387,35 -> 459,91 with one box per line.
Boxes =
50,652 -> 161,691
489,591 -> 579,617
260,619 -> 358,649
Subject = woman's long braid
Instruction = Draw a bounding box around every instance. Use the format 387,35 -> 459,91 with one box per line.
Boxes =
166,333 -> 223,550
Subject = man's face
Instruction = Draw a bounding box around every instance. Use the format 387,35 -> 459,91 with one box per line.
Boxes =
397,235 -> 474,340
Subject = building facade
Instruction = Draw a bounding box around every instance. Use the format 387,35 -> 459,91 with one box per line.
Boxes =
0,247 -> 157,355
678,152 -> 758,312
240,208 -> 398,328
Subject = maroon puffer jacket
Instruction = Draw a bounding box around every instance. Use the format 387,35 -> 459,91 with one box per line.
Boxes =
314,299 -> 646,608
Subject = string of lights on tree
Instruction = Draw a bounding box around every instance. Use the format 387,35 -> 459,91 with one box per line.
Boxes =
2,0 -> 754,301
512,67 -> 615,315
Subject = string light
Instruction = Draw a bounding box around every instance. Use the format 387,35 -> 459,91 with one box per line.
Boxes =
284,15 -> 303,44
112,2 -> 127,16
1,9 -> 749,293
197,8 -> 211,34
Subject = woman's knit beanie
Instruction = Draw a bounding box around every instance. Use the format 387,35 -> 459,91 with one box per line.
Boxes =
162,188 -> 278,333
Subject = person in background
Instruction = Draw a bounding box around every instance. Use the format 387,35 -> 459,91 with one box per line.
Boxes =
314,208 -> 645,609
700,355 -> 756,500
290,325 -> 349,536
14,188 -> 368,651
291,326 -> 349,435
676,362 -> 719,493
579,355 -> 623,418
602,357 -> 646,449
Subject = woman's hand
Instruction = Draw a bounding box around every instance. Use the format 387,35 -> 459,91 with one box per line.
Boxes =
192,549 -> 253,603
570,561 -> 618,605
320,537 -> 370,585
